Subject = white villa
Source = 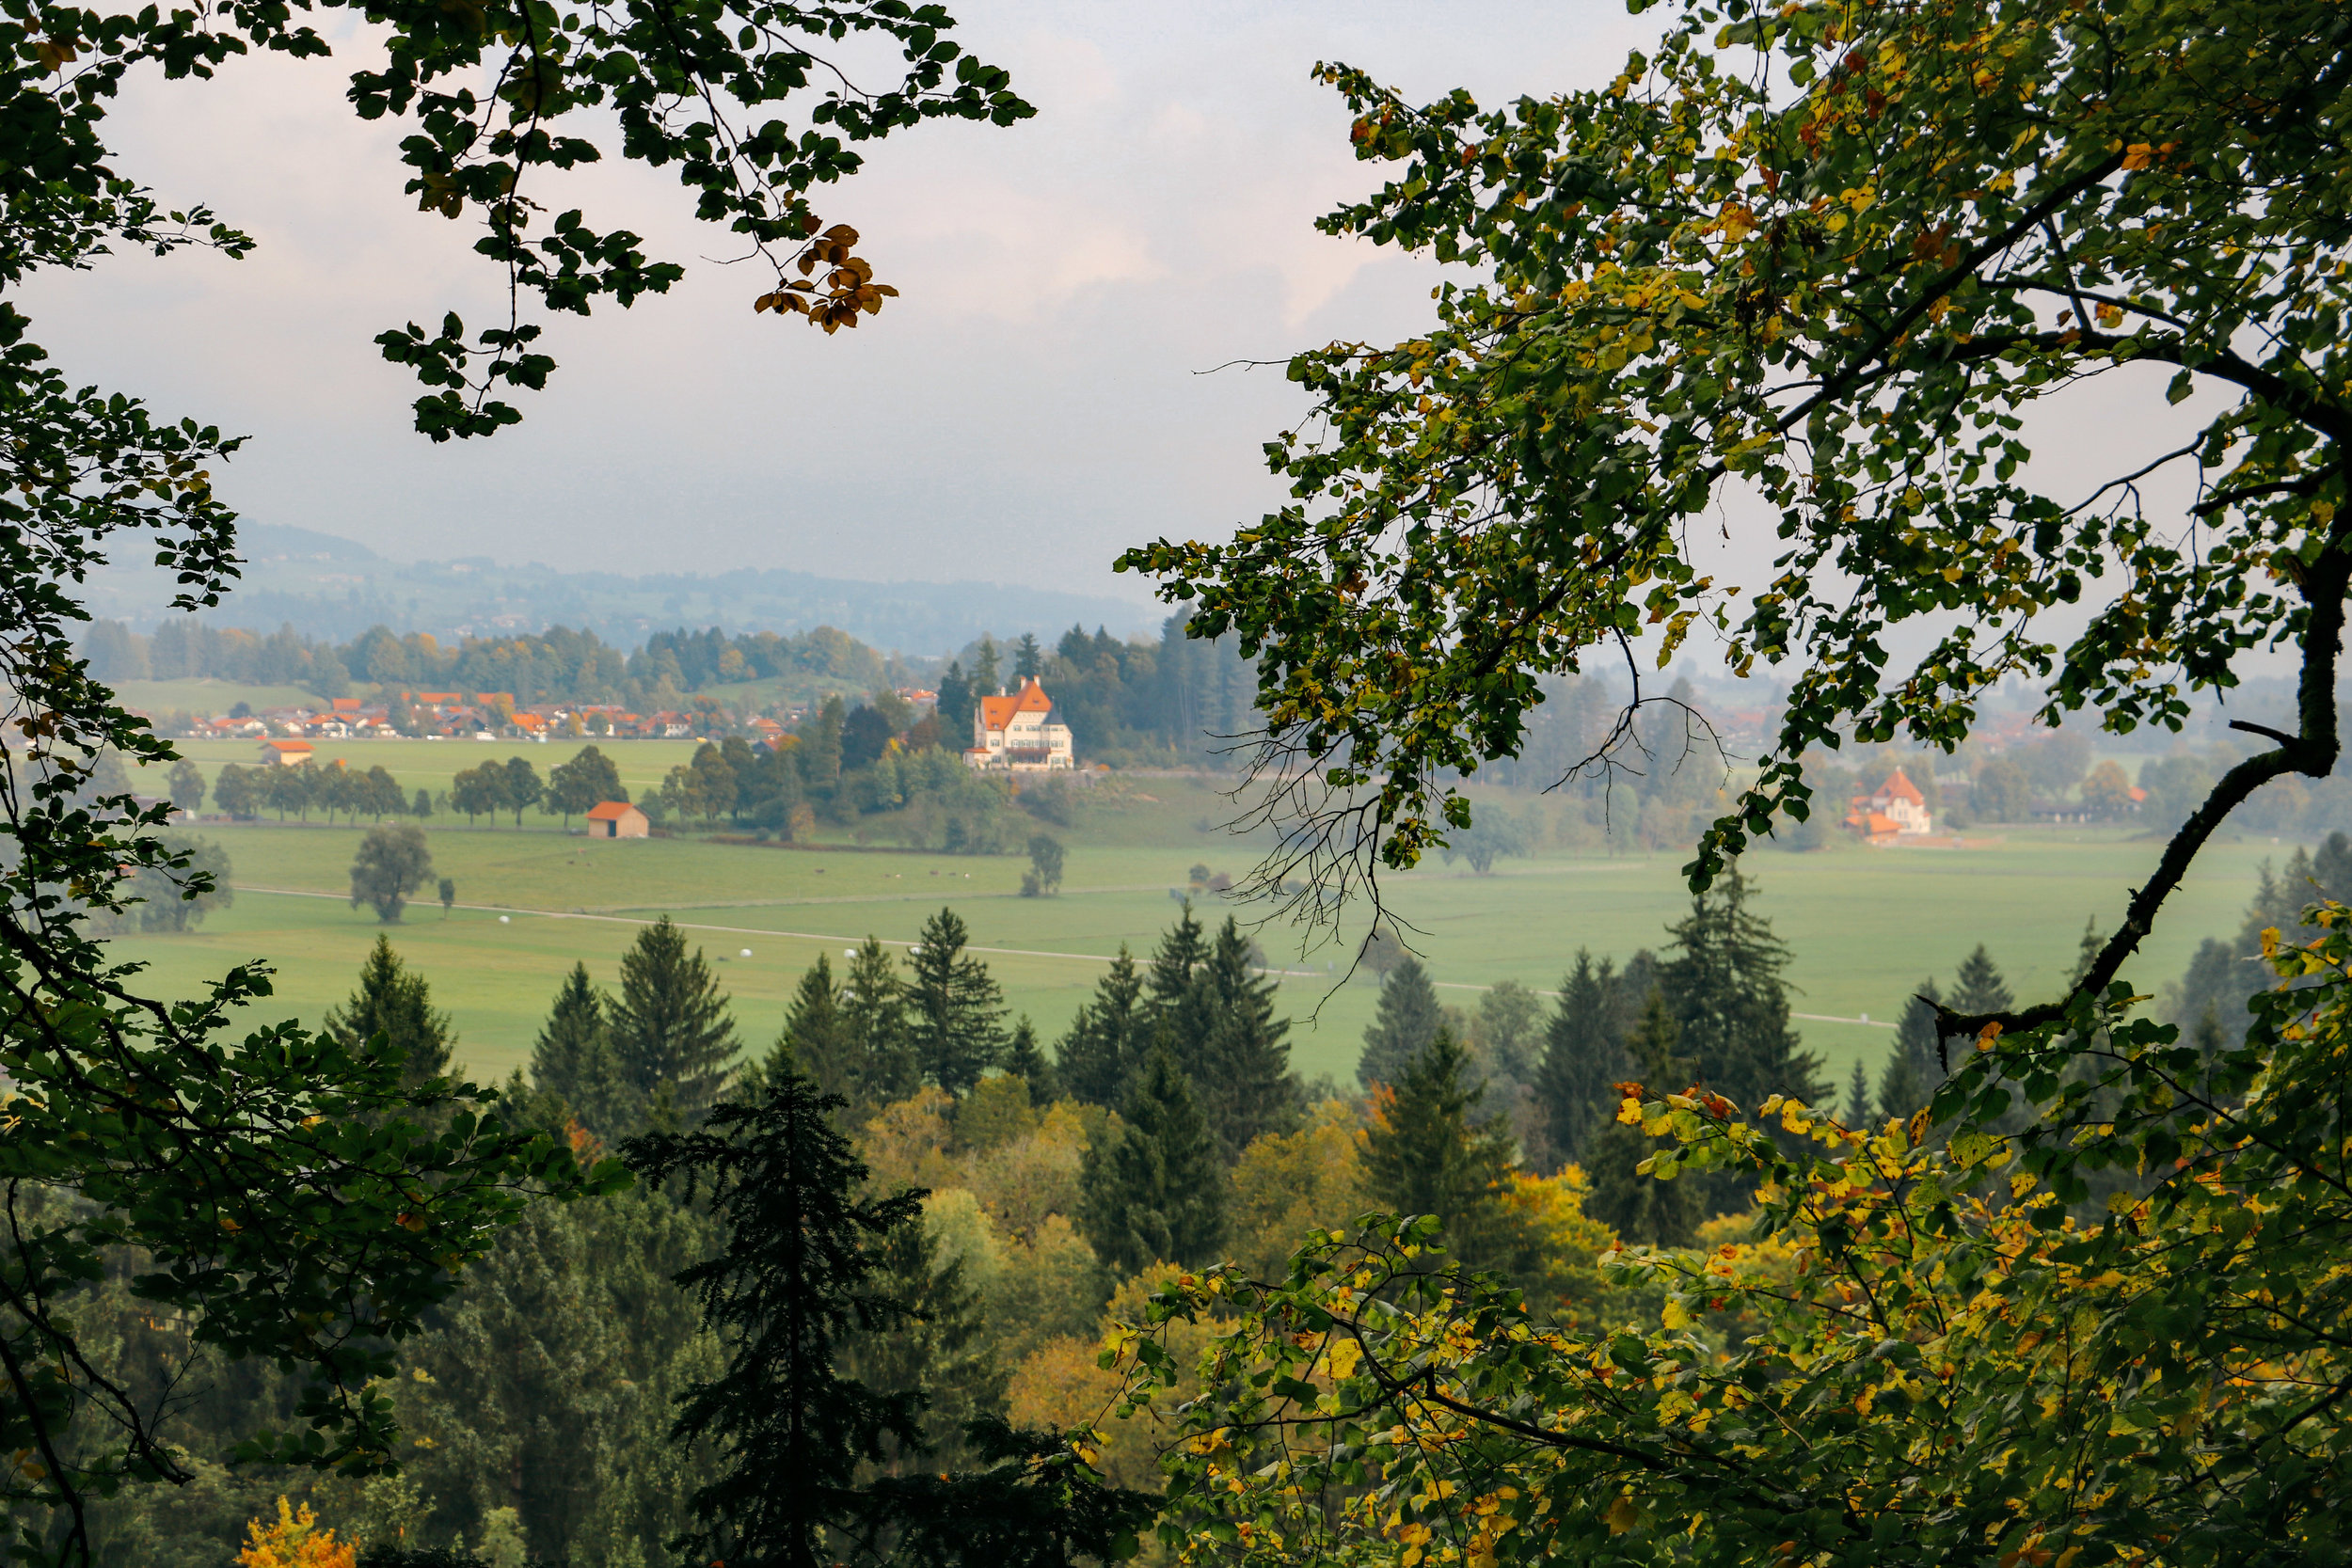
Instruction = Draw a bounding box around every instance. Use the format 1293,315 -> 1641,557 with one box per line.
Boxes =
965,676 -> 1074,772
1846,767 -> 1932,841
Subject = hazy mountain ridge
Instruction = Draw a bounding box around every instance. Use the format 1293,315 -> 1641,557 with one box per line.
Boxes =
87,524 -> 1164,655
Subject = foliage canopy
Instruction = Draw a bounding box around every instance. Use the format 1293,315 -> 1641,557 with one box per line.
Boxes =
1120,0 -> 2352,1029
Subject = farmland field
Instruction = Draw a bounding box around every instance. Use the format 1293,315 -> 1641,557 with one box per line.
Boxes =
104,751 -> 2302,1092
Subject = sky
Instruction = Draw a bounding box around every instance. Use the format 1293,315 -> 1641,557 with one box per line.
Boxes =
25,1 -> 1664,600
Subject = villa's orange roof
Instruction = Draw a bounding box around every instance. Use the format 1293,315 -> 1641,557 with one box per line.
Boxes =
978,677 -> 1055,732
1876,768 -> 1926,804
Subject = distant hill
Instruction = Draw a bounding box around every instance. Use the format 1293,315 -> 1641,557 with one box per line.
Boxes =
86,524 -> 1164,656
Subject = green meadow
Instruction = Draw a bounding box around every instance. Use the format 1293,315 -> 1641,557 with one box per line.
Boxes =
104,744 -> 2300,1092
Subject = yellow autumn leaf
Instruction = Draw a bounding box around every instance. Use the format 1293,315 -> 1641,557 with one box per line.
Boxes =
1604,1495 -> 1640,1534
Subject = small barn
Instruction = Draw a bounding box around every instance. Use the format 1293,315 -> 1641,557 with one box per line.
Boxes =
584,800 -> 648,839
261,738 -> 314,767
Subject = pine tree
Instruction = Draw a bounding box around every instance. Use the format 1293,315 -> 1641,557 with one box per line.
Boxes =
323,934 -> 454,1087
1184,918 -> 1302,1160
1359,1031 -> 1522,1270
1583,992 -> 1702,1246
1358,956 -> 1444,1088
1843,1058 -> 1872,1128
530,961 -> 642,1135
1077,1049 -> 1226,1276
1056,947 -> 1146,1107
1947,943 -> 2013,1018
1002,1017 -> 1057,1103
906,909 -> 1007,1097
844,937 -> 919,1106
1878,978 -> 1943,1121
1144,901 -> 1208,1030
780,956 -> 856,1103
1659,868 -> 1825,1111
612,915 -> 739,1121
622,1070 -> 927,1568
834,1205 -> 1002,1473
1532,950 -> 1635,1169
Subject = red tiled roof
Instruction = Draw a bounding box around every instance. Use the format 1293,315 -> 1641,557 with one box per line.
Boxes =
978,677 -> 1055,732
1875,768 -> 1926,804
585,800 -> 639,820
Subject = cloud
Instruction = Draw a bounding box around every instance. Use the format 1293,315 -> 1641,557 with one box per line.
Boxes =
18,2 -> 1656,597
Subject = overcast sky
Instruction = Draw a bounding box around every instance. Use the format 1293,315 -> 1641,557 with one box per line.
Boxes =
24,2 -> 1667,600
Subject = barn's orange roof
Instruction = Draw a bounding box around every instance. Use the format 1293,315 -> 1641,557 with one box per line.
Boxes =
978,677 -> 1055,732
265,738 -> 313,752
585,800 -> 639,820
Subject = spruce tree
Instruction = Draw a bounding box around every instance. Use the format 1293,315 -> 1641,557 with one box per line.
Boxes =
622,1070 -> 927,1568
1077,1048 -> 1225,1276
1878,978 -> 1943,1120
1659,868 -> 1825,1111
530,961 -> 642,1135
1583,992 -> 1701,1246
323,935 -> 454,1087
1532,950 -> 1634,1169
1947,943 -> 2013,1018
1144,901 -> 1208,1029
906,909 -> 1007,1097
1056,947 -> 1146,1107
844,937 -> 919,1106
1357,955 -> 1444,1088
1002,1017 -> 1057,1103
612,915 -> 739,1121
1359,1031 -> 1521,1270
780,956 -> 856,1103
1184,917 -> 1302,1160
834,1204 -> 1002,1472
1843,1058 -> 1872,1128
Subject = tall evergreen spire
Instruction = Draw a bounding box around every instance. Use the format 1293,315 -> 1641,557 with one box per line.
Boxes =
780,955 -> 853,1102
1183,917 -> 1302,1159
621,1069 -> 927,1567
1583,992 -> 1701,1246
1659,867 -> 1823,1111
1532,950 -> 1635,1168
1878,978 -> 1943,1120
1358,955 -> 1444,1088
612,914 -> 738,1120
323,934 -> 454,1087
843,937 -> 918,1107
906,908 -> 1006,1097
1078,1048 -> 1225,1275
1359,1030 -> 1521,1270
1056,946 -> 1147,1107
530,960 -> 640,1133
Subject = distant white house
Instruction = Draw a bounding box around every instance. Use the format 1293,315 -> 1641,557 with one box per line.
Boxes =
1846,768 -> 1931,841
965,677 -> 1074,772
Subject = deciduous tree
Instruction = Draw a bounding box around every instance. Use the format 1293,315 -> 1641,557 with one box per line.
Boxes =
349,822 -> 435,923
1116,0 -> 2352,1042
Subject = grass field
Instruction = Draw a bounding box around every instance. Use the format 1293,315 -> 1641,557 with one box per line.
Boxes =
103,782 -> 2300,1094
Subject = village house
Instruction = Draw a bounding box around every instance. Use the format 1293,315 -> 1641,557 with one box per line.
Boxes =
583,800 -> 649,839
1846,767 -> 1932,842
965,676 -> 1074,772
260,738 -> 314,767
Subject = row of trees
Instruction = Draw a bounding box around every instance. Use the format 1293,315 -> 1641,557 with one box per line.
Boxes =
80,618 -> 894,710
